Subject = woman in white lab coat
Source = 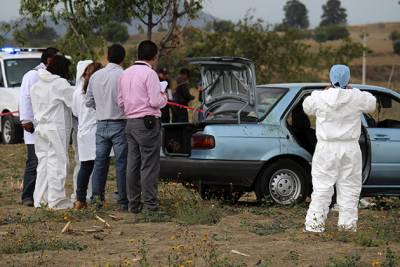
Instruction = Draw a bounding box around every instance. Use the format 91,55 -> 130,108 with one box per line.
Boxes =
72,62 -> 103,209
31,55 -> 74,210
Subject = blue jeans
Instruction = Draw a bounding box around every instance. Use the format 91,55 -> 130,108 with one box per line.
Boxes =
92,121 -> 128,206
21,144 -> 38,201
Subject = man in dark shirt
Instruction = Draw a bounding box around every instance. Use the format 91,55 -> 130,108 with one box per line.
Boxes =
172,68 -> 194,122
158,67 -> 172,123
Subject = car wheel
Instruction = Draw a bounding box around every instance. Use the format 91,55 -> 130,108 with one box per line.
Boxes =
1,115 -> 23,144
255,159 -> 309,205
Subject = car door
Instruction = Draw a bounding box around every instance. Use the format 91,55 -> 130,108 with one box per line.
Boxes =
363,91 -> 400,186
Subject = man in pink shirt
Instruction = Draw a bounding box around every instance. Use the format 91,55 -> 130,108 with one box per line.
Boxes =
118,40 -> 167,213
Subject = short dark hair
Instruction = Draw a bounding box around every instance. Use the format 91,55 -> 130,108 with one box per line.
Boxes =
108,44 -> 126,64
157,66 -> 168,74
138,40 -> 158,61
46,55 -> 71,80
179,68 -> 190,78
41,47 -> 59,64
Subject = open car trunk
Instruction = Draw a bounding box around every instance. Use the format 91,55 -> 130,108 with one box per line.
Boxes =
162,123 -> 207,156
162,57 -> 258,157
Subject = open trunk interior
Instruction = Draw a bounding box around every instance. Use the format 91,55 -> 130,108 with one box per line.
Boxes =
162,123 -> 206,156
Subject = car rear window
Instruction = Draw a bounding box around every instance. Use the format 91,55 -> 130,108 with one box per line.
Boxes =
205,87 -> 287,122
255,87 -> 287,119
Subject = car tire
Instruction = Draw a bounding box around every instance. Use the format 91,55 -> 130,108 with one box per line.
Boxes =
1,115 -> 23,144
255,159 -> 309,205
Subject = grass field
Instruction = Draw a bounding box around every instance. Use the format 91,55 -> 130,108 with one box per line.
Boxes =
1,144 -> 400,266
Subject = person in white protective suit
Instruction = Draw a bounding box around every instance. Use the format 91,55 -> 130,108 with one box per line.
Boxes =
31,55 -> 75,209
72,61 -> 103,209
71,60 -> 93,202
303,64 -> 376,232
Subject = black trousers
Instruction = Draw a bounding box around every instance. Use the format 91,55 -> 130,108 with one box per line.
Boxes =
76,160 -> 95,202
21,144 -> 38,201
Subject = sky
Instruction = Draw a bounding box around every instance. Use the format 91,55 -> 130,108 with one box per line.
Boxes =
2,0 -> 400,27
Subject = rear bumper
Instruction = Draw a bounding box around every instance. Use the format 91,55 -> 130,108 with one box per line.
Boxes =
160,157 -> 264,187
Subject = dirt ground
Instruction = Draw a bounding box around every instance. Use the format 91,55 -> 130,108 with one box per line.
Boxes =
1,144 -> 400,267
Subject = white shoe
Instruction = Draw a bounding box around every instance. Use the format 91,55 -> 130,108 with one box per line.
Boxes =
49,198 -> 73,210
359,198 -> 375,209
330,203 -> 339,212
303,226 -> 325,233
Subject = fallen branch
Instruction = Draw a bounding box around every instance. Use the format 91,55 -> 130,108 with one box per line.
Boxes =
61,221 -> 72,233
95,215 -> 111,228
230,250 -> 250,257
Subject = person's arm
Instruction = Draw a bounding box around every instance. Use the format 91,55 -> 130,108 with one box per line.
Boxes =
147,71 -> 168,109
85,77 -> 96,109
19,72 -> 36,132
71,90 -> 79,117
58,79 -> 75,109
303,92 -> 318,116
117,76 -> 125,110
355,89 -> 376,113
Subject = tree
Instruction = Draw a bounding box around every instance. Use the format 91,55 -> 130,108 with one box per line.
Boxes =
179,15 -> 364,84
282,0 -> 309,29
320,0 -> 347,26
13,25 -> 59,46
212,20 -> 235,33
101,21 -> 129,43
20,0 -> 116,59
314,24 -> 349,42
121,0 -> 203,56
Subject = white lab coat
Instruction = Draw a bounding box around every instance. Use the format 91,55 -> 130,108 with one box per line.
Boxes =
303,88 -> 376,232
19,63 -> 46,144
31,69 -> 74,209
72,89 -> 97,161
71,60 -> 93,201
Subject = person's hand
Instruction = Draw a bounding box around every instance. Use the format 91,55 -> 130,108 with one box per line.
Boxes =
22,121 -> 34,133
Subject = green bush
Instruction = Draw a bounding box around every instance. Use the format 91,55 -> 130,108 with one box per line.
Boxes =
389,30 -> 400,41
314,25 -> 350,42
393,39 -> 400,55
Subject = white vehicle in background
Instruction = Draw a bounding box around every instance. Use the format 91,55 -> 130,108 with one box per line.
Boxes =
0,48 -> 42,144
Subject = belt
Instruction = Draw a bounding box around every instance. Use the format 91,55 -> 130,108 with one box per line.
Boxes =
129,116 -> 160,120
97,119 -> 126,122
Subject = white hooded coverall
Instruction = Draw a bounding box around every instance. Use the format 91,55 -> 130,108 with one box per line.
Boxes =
30,69 -> 74,209
303,87 -> 376,232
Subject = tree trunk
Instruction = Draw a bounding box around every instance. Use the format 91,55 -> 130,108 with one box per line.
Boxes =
147,9 -> 153,40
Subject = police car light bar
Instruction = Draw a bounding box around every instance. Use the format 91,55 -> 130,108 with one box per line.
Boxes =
1,47 -> 45,54
1,47 -> 21,53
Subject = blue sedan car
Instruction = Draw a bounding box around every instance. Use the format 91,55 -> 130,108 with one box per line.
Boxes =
160,57 -> 400,205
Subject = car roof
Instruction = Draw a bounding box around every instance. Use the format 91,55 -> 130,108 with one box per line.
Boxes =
259,83 -> 398,95
0,52 -> 42,60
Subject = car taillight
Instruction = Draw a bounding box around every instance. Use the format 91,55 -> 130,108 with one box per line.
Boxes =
191,134 -> 215,149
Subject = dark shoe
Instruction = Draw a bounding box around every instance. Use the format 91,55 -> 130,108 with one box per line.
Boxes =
74,200 -> 87,210
129,204 -> 143,214
91,195 -> 104,209
22,199 -> 34,207
118,204 -> 128,212
111,191 -> 119,201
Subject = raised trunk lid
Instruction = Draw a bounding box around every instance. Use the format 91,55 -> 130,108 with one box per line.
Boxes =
187,57 -> 256,108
